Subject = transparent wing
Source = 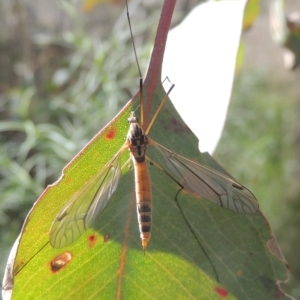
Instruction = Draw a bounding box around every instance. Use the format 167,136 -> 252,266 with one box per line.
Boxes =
50,150 -> 125,248
149,139 -> 258,214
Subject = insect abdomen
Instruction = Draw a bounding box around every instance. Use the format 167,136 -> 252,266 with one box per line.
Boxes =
133,159 -> 152,250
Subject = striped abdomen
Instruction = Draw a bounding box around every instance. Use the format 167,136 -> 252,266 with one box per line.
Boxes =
132,158 -> 152,250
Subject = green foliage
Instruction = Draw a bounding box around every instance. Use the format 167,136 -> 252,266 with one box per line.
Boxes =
0,0 -> 299,298
7,69 -> 289,299
215,73 -> 296,226
215,73 -> 300,298
0,0 -> 153,283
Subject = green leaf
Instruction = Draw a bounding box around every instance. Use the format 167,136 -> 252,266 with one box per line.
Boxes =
4,1 -> 290,299
243,0 -> 260,30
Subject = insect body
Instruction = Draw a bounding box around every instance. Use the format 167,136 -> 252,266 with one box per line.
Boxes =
126,112 -> 152,250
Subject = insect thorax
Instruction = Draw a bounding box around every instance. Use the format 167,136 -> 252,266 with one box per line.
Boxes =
127,116 -> 148,163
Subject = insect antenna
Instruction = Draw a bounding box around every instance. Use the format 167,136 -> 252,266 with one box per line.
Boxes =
126,1 -> 175,134
125,0 -> 144,127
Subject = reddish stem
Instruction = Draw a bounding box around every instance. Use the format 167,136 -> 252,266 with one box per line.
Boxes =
143,0 -> 176,122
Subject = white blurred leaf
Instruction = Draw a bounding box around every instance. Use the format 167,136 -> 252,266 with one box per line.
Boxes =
162,0 -> 247,154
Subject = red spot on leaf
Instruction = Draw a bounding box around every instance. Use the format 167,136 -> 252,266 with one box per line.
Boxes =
215,287 -> 229,297
50,252 -> 72,273
88,234 -> 98,247
105,128 -> 117,140
103,233 -> 110,242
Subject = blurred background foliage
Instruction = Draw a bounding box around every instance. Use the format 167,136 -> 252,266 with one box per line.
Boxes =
0,0 -> 299,298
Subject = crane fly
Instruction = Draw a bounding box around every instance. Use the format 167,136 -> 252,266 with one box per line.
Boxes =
49,1 -> 259,251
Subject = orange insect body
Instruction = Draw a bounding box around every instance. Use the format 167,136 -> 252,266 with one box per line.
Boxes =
126,113 -> 152,250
